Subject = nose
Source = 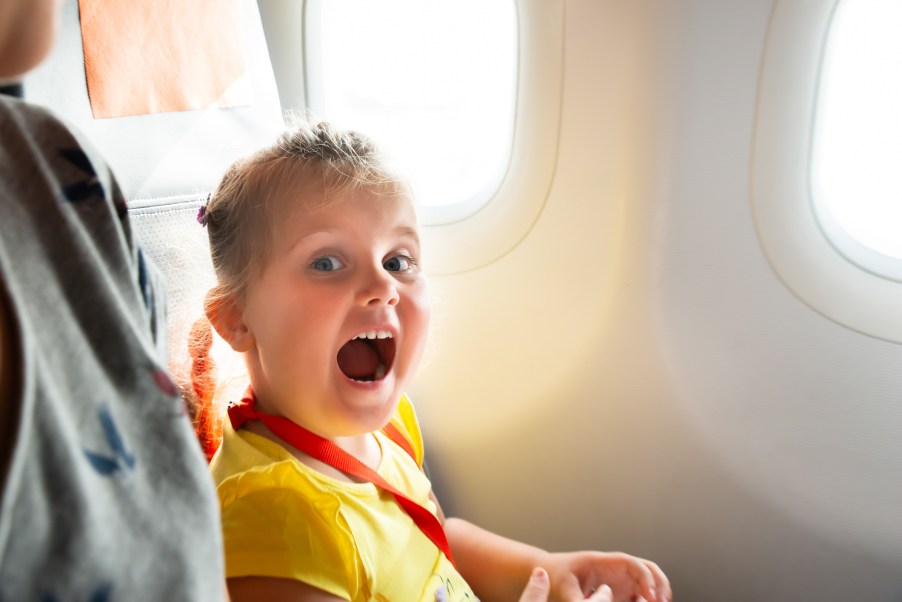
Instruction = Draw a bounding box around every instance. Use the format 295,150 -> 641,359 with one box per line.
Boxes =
358,264 -> 400,307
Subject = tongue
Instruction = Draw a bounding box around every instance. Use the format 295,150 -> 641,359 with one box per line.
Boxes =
337,339 -> 381,379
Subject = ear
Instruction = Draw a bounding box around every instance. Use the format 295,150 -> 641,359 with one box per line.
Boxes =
205,292 -> 254,353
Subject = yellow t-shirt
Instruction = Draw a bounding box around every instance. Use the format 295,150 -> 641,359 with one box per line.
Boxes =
210,395 -> 477,602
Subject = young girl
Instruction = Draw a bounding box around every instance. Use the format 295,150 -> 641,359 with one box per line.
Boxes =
191,121 -> 671,602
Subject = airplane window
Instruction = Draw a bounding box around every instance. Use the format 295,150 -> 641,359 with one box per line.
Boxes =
304,0 -> 518,224
811,0 -> 902,273
752,0 -> 902,342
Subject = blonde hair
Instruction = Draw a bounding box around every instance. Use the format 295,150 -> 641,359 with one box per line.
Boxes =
190,120 -> 406,459
204,120 -> 404,306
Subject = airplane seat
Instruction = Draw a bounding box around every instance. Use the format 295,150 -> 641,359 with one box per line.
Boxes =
22,0 -> 285,383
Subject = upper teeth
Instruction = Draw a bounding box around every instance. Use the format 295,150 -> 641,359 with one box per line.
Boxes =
354,330 -> 392,341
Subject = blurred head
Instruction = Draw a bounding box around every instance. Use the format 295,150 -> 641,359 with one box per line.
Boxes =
203,121 -> 430,438
0,0 -> 61,83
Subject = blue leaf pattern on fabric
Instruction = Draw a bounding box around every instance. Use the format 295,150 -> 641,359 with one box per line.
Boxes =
58,148 -> 94,173
58,148 -> 103,204
82,450 -> 120,476
89,583 -> 112,602
112,191 -> 128,220
82,405 -> 135,475
98,405 -> 135,469
137,249 -> 152,312
41,582 -> 111,602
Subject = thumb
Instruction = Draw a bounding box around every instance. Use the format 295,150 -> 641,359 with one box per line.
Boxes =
518,568 -> 551,602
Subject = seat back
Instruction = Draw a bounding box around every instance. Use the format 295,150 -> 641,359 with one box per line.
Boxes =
24,0 -> 284,377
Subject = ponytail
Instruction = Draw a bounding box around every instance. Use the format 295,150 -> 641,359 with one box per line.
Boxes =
187,317 -> 223,461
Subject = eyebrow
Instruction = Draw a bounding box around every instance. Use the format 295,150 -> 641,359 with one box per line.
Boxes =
395,225 -> 421,246
288,224 -> 421,251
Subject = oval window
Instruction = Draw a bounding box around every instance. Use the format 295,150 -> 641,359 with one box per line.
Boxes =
811,0 -> 902,278
304,0 -> 518,224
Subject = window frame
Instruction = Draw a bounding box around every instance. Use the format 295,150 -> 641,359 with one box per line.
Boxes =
751,0 -> 902,342
809,0 -> 902,281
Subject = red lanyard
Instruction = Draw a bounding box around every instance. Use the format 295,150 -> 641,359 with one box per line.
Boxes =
228,389 -> 456,568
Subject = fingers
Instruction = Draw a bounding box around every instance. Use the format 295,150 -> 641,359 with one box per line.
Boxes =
642,560 -> 672,602
557,574 -> 612,602
588,585 -> 613,601
623,555 -> 668,602
518,568 -> 551,602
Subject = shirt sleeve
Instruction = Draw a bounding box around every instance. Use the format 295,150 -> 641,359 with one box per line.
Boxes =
218,477 -> 363,600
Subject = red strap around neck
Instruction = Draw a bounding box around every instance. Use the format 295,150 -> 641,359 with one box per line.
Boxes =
228,389 -> 455,568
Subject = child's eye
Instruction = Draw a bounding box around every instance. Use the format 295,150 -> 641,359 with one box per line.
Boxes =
312,256 -> 344,272
384,255 -> 414,272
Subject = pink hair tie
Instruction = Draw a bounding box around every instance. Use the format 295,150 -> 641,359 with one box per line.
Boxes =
196,193 -> 211,227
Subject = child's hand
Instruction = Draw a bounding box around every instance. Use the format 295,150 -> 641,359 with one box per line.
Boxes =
519,568 -> 613,602
542,552 -> 671,602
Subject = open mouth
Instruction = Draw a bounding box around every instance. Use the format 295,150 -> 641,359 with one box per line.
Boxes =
337,330 -> 397,382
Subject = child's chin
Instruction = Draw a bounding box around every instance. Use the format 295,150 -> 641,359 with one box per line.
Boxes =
353,392 -> 402,425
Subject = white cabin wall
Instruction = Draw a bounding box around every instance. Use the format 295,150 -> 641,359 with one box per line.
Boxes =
412,0 -> 653,513
654,0 -> 902,556
412,0 -> 681,574
645,1 -> 902,598
411,1 -> 902,600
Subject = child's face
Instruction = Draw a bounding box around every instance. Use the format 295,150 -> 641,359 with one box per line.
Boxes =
239,188 -> 430,438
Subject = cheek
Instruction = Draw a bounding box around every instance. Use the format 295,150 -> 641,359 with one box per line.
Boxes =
404,287 -> 432,349
244,282 -> 304,346
259,289 -> 345,357
418,294 -> 432,331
